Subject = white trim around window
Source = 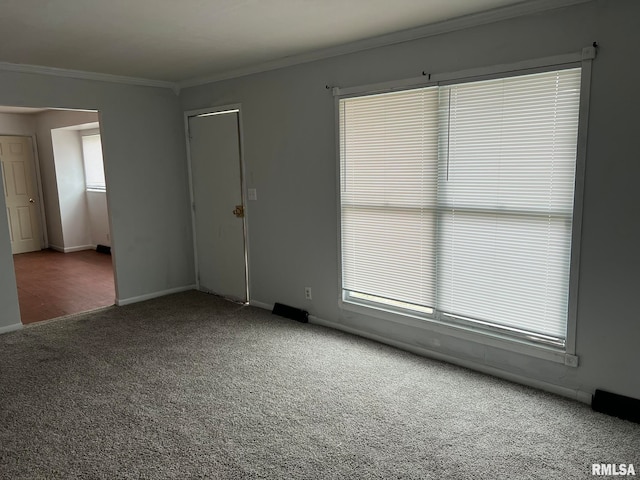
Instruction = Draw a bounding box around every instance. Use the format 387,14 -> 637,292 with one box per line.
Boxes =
334,47 -> 595,366
80,133 -> 107,192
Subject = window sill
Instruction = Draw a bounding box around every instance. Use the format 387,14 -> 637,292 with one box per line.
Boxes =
339,298 -> 579,367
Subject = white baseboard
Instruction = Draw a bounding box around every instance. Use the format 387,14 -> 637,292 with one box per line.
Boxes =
249,300 -> 274,311
0,323 -> 23,335
310,315 -> 592,405
64,245 -> 95,253
116,285 -> 197,306
47,244 -> 95,253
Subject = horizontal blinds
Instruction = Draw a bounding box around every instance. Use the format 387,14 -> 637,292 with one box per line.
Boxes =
339,67 -> 581,343
437,69 -> 581,339
81,134 -> 106,190
340,88 -> 439,308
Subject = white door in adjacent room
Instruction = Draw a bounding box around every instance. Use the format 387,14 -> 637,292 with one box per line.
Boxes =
0,136 -> 42,254
187,108 -> 248,302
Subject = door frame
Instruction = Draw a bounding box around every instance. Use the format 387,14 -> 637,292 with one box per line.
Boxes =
0,133 -> 48,250
0,107 -> 119,327
183,104 -> 251,302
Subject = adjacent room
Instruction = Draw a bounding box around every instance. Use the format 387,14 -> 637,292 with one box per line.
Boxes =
0,108 -> 115,323
0,0 -> 639,478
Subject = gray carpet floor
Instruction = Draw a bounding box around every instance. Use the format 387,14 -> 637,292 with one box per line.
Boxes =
1,291 -> 638,479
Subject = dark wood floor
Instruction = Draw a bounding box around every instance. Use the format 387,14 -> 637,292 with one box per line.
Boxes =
13,249 -> 116,324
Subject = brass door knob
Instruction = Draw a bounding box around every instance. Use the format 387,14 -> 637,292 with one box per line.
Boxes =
232,205 -> 244,218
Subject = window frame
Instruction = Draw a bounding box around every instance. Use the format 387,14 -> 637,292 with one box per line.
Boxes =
80,130 -> 107,192
334,47 -> 595,366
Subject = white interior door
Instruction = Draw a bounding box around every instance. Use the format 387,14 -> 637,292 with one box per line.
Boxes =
188,110 -> 247,302
0,136 -> 42,254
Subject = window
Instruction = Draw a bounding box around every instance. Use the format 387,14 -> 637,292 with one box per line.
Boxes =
81,134 -> 106,191
339,67 -> 582,349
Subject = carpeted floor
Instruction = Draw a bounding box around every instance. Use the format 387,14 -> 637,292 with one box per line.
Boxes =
0,291 -> 638,479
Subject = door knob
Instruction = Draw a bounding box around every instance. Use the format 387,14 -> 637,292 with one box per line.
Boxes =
232,205 -> 244,218
29,198 -> 35,203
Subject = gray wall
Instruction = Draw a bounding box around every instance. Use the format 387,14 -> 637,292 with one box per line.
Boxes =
0,195 -> 20,331
0,113 -> 35,136
0,113 -> 37,331
0,74 -> 195,328
50,128 -> 91,250
87,191 -> 111,248
180,0 -> 640,399
34,110 -> 98,250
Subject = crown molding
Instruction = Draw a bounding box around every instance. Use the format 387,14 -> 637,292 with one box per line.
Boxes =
0,0 -> 593,94
0,61 -> 179,93
179,0 -> 594,89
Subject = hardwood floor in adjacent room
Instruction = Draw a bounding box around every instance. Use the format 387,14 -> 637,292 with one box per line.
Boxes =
13,249 -> 115,324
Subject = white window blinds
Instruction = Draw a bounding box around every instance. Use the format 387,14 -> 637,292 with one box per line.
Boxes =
339,67 -> 582,345
81,134 -> 106,191
340,87 -> 440,312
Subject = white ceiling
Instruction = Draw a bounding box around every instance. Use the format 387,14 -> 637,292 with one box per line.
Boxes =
0,0 -> 581,85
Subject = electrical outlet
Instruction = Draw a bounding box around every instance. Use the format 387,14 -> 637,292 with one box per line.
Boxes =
304,287 -> 312,300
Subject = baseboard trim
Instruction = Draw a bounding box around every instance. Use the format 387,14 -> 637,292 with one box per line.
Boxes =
310,315 -> 592,405
249,300 -> 274,311
63,245 -> 95,253
47,244 -> 95,253
116,285 -> 197,306
0,323 -> 23,335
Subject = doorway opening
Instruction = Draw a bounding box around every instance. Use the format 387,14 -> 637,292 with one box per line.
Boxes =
0,106 -> 116,324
